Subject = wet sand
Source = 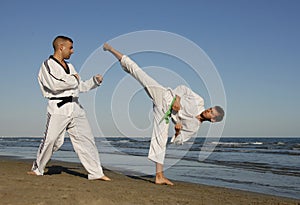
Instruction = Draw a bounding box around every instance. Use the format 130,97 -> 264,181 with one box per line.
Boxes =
0,156 -> 299,205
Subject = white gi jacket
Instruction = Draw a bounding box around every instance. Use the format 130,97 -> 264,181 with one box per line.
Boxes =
170,85 -> 205,144
38,56 -> 100,116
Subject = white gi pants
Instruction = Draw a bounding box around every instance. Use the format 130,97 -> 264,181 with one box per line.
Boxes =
32,105 -> 104,180
120,56 -> 174,164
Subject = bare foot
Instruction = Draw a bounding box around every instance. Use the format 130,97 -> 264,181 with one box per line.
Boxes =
155,176 -> 174,185
27,171 -> 38,175
103,43 -> 112,51
96,175 -> 111,181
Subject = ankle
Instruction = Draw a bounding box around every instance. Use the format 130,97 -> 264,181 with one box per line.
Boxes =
156,171 -> 164,178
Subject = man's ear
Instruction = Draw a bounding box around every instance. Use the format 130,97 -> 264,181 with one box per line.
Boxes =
211,118 -> 216,123
59,43 -> 64,51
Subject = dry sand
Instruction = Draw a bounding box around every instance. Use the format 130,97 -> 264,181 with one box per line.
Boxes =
0,156 -> 299,205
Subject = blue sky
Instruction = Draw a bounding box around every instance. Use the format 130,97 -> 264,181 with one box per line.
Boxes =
0,0 -> 299,137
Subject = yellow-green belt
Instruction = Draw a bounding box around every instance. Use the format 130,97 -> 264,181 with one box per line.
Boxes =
159,96 -> 177,124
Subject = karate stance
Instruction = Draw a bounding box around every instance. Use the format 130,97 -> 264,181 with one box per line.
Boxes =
28,36 -> 110,181
103,43 -> 224,185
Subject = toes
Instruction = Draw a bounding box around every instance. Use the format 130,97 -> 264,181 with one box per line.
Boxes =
95,176 -> 111,181
27,171 -> 37,175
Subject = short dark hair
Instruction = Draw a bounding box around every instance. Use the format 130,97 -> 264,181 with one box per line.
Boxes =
214,106 -> 225,122
52,35 -> 73,50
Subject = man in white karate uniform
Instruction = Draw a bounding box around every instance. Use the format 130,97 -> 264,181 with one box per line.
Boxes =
28,36 -> 110,181
103,43 -> 224,185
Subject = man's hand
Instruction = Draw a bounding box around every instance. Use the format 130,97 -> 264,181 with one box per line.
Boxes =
174,123 -> 182,136
73,74 -> 80,81
172,96 -> 181,112
95,74 -> 103,84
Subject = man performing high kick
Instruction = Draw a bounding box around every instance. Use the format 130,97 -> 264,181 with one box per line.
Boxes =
103,43 -> 224,185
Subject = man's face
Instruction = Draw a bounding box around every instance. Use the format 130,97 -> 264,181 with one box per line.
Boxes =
202,107 -> 219,122
61,41 -> 74,59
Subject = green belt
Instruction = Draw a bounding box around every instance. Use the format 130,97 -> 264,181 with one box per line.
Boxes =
159,97 -> 177,124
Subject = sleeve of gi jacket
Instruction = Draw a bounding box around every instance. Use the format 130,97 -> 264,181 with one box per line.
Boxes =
173,85 -> 204,108
77,76 -> 101,93
39,60 -> 79,93
173,85 -> 194,98
172,118 -> 199,144
65,63 -> 101,93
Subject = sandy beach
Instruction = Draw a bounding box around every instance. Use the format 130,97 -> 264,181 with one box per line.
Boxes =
0,156 -> 299,205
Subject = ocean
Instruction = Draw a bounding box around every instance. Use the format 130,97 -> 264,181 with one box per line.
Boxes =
0,136 -> 299,199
